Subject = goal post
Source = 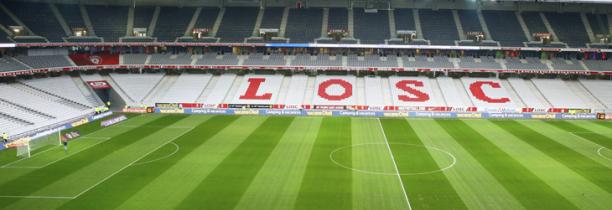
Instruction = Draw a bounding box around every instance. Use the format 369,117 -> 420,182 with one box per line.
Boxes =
14,130 -> 61,158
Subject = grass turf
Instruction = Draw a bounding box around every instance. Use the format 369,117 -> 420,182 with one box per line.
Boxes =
0,115 -> 611,210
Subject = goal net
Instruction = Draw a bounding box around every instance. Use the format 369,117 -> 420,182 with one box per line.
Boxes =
15,131 -> 60,158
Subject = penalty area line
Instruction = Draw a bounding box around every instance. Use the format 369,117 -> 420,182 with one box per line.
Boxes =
0,195 -> 74,200
377,118 -> 413,210
71,126 -> 196,199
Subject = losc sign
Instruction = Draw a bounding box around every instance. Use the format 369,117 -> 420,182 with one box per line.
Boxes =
86,80 -> 111,89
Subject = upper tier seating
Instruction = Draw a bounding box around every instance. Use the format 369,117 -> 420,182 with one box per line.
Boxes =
482,11 -> 527,47
285,8 -> 322,43
0,57 -> 30,71
394,9 -> 416,31
87,6 -> 128,42
586,13 -> 609,37
4,1 -> 65,42
353,9 -> 390,44
532,79 -> 587,108
56,4 -> 86,34
133,6 -> 155,30
521,12 -> 548,34
15,55 -> 73,68
545,12 -> 589,47
109,73 -> 164,103
194,8 -> 219,30
328,8 -> 348,30
579,79 -> 612,109
260,7 -> 284,29
217,7 -> 258,42
457,10 -> 483,37
419,9 -> 460,45
154,7 -> 195,41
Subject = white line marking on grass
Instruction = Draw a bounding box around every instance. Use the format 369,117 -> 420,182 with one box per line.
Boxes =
71,127 -> 195,199
0,195 -> 74,199
377,118 -> 413,210
329,143 -> 456,175
131,142 -> 180,166
597,147 -> 612,162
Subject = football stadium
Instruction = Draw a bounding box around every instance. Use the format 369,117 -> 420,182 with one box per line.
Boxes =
0,0 -> 611,209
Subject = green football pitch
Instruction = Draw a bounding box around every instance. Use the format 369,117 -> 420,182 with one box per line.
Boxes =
0,114 -> 611,210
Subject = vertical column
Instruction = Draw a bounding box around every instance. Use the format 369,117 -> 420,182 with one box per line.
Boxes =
413,9 -> 423,39
126,6 -> 134,37
279,7 -> 289,37
452,10 -> 465,40
79,4 -> 96,36
321,8 -> 329,38
147,6 -> 160,37
185,7 -> 202,37
251,8 -> 264,37
515,11 -> 532,41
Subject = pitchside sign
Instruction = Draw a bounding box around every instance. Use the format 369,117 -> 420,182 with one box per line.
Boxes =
86,80 -> 111,89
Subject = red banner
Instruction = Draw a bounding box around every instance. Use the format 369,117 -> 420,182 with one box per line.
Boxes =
69,53 -> 119,66
86,80 -> 111,89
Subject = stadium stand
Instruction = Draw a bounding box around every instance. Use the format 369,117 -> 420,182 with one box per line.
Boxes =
148,53 -> 193,65
461,77 -> 516,109
109,73 -> 164,104
311,75 -> 356,105
458,56 -> 502,69
199,74 -> 236,105
15,55 -> 73,68
121,54 -> 149,64
389,76 -> 441,107
292,54 -> 342,66
216,7 -> 258,42
347,55 -> 398,67
21,77 -> 93,107
364,76 -> 385,106
504,57 -> 548,70
457,10 -> 483,37
481,11 -> 527,47
56,4 -> 86,34
282,75 -> 309,107
583,59 -> 612,71
285,8 -> 322,43
86,5 -> 128,42
154,7 -> 195,41
193,8 -> 220,32
230,74 -> 283,104
521,12 -> 549,35
195,53 -> 239,66
0,57 -> 30,71
403,55 -> 454,68
549,58 -> 585,71
243,54 -> 287,66
328,8 -> 348,30
586,13 -> 609,37
393,9 -> 416,31
436,77 -> 471,107
155,74 -> 212,104
260,7 -> 284,30
353,9 -> 390,44
579,79 -> 612,109
133,6 -> 155,32
4,1 -> 64,42
418,9 -> 460,45
531,79 -> 587,108
544,12 -> 589,47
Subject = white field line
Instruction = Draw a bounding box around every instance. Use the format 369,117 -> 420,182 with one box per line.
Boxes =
71,126 -> 195,198
131,142 -> 180,166
597,147 -> 612,162
377,118 -> 413,210
0,126 -> 194,200
0,115 -> 146,169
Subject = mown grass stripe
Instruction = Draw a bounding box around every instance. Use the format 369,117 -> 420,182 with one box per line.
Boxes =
174,117 -> 295,210
350,118 -> 411,210
381,118 -> 466,210
493,120 -> 612,194
234,117 -> 322,210
293,118 -> 352,210
546,121 -> 612,149
0,115 -> 185,207
436,119 -> 577,210
56,115 -> 233,210
116,116 -> 266,210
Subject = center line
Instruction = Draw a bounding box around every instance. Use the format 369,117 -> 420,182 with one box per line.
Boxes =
377,118 -> 413,210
